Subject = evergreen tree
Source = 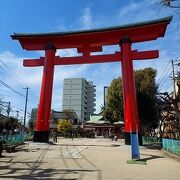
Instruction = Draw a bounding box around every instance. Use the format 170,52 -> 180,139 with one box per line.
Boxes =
104,68 -> 159,132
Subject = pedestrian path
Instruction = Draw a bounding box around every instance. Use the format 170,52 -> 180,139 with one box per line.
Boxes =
0,138 -> 179,180
57,138 -> 99,159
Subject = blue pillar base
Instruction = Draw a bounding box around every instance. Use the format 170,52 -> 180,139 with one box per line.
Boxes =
127,159 -> 147,165
125,132 -> 143,145
131,132 -> 140,160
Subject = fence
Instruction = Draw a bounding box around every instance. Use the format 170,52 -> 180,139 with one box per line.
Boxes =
0,134 -> 25,144
162,138 -> 180,156
24,133 -> 33,141
142,136 -> 161,144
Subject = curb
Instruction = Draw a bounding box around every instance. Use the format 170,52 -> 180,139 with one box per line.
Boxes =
162,149 -> 180,161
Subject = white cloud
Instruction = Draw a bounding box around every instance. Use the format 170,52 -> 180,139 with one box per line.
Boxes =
0,51 -> 41,116
118,2 -> 138,18
0,50 -> 91,114
80,7 -> 93,29
1,0 -> 179,118
56,48 -> 79,57
54,18 -> 67,31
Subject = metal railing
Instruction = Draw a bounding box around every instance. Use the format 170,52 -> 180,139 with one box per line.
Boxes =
162,138 -> 180,156
0,134 -> 25,144
142,136 -> 161,144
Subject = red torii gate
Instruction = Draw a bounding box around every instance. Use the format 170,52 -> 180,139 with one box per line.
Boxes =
11,16 -> 172,159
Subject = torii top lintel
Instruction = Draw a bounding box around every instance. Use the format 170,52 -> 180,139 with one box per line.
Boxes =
11,16 -> 172,51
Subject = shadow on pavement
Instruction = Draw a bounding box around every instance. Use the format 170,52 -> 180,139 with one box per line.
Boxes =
56,144 -> 120,148
0,141 -> 103,179
140,153 -> 164,161
59,144 -> 102,180
143,143 -> 162,150
0,167 -> 99,179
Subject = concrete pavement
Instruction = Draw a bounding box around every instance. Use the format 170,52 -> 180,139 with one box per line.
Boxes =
0,138 -> 179,180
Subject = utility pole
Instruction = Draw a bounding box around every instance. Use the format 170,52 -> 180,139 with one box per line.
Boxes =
20,116 -> 23,134
171,59 -> 180,123
7,102 -> 11,117
171,59 -> 176,98
103,86 -> 108,110
16,110 -> 19,119
23,87 -> 29,134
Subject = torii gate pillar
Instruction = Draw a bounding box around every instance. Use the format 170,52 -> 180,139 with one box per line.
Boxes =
120,37 -> 142,149
34,44 -> 56,142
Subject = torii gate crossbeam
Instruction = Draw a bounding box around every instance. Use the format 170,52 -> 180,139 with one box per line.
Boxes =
11,16 -> 172,160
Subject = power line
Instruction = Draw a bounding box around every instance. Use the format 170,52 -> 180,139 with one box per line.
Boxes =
0,79 -> 38,106
0,88 -> 36,108
0,64 -> 21,84
157,56 -> 180,85
1,97 -> 32,119
0,59 -> 27,88
0,59 -> 39,103
158,58 -> 180,92
0,79 -> 25,98
11,104 -> 30,116
158,73 -> 172,91
156,61 -> 171,83
11,105 -> 24,112
158,66 -> 172,86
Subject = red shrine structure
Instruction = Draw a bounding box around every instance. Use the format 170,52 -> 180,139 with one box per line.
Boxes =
11,17 -> 172,156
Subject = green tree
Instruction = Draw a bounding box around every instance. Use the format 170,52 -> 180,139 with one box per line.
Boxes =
28,108 -> 38,131
135,68 -> 159,130
4,117 -> 20,133
28,119 -> 35,131
0,114 -> 8,133
57,119 -> 72,137
103,78 -> 124,123
103,108 -> 115,125
104,68 -> 159,132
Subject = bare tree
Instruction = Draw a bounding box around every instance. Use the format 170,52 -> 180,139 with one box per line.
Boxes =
153,0 -> 180,16
62,109 -> 78,124
158,92 -> 180,139
160,0 -> 180,9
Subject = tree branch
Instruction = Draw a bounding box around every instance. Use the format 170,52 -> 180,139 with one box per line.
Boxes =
162,0 -> 180,8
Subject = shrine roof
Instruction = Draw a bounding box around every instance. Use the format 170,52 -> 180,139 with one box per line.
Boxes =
11,16 -> 172,50
12,16 -> 172,37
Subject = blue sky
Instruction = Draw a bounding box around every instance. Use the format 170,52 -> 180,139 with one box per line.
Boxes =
0,0 -> 179,121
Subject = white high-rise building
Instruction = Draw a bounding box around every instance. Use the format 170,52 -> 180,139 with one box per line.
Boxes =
62,78 -> 96,122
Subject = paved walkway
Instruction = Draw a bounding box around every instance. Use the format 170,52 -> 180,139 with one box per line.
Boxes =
0,138 -> 179,180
